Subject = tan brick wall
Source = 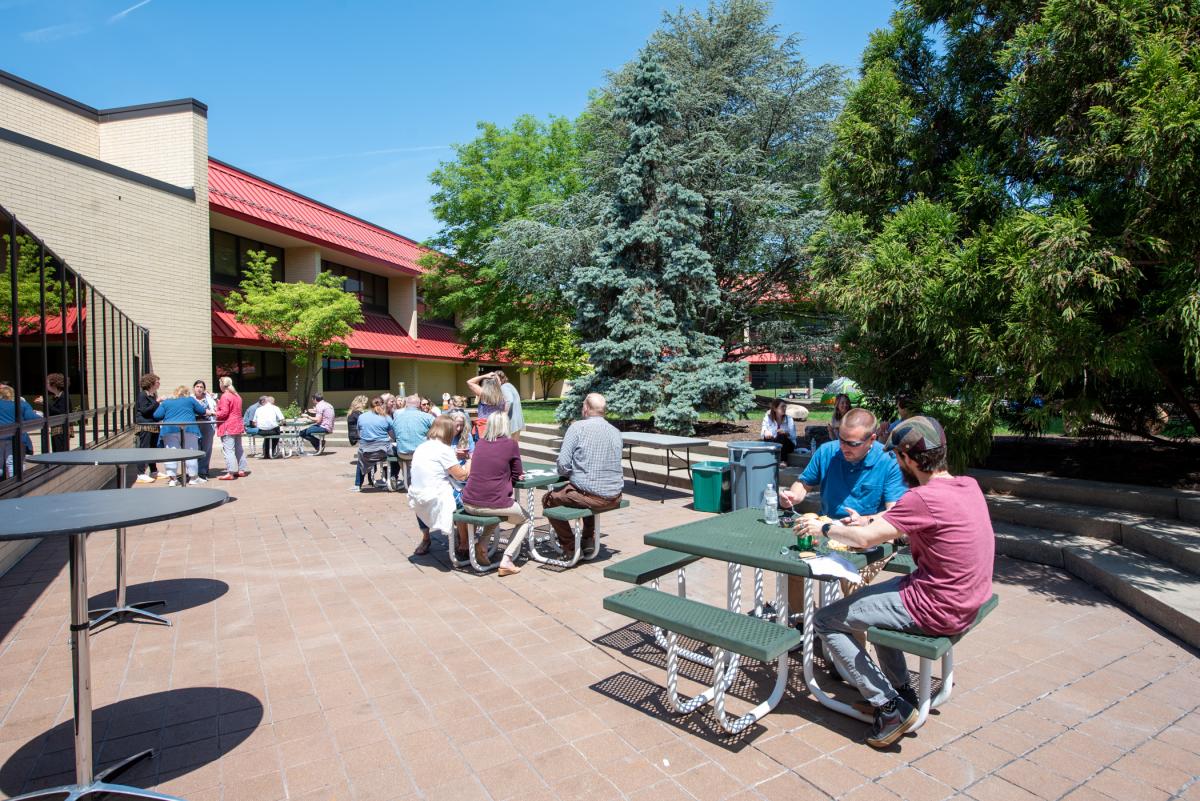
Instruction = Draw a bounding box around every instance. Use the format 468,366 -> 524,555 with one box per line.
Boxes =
98,111 -> 200,188
389,275 -> 418,335
284,247 -> 321,283
0,116 -> 210,392
0,83 -> 99,157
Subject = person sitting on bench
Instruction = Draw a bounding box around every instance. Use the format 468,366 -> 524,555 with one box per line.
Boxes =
794,415 -> 995,749
543,392 -> 623,559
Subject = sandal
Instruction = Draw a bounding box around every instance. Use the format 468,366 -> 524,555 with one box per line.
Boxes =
413,540 -> 431,556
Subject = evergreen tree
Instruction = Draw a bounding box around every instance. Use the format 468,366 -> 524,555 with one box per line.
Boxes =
560,53 -> 754,433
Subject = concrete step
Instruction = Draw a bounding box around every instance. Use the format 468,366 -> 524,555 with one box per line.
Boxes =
971,468 -> 1200,521
1062,541 -> 1200,649
1122,519 -> 1200,576
992,522 -> 1200,648
985,494 -> 1150,543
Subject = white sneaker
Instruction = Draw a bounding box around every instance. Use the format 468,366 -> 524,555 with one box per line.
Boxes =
349,485 -> 361,492
136,474 -> 154,484
192,476 -> 207,484
167,478 -> 179,487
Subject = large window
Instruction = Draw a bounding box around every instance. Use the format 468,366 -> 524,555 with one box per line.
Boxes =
322,260 -> 388,313
213,348 -> 287,393
211,229 -> 285,287
322,357 -> 389,391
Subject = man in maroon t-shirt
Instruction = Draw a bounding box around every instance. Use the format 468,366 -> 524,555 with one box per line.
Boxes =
795,415 -> 995,748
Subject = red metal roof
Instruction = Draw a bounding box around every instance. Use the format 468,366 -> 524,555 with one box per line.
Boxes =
1,307 -> 85,340
207,158 -> 432,274
211,295 -> 473,362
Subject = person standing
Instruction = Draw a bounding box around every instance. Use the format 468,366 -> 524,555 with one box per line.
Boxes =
192,380 -> 217,479
153,385 -> 207,486
497,372 -> 525,444
301,393 -> 334,455
134,373 -> 161,483
796,416 -> 995,749
39,373 -> 70,453
214,376 -> 248,480
466,373 -> 505,441
543,393 -> 624,559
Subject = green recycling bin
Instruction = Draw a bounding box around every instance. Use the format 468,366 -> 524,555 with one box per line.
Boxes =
691,460 -> 731,513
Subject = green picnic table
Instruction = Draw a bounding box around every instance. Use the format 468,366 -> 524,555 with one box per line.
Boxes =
643,506 -> 896,724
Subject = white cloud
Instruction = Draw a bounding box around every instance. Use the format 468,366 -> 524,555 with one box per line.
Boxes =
108,0 -> 152,23
20,22 -> 89,43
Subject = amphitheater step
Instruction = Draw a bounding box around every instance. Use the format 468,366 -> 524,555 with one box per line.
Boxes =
985,494 -> 1150,543
971,468 -> 1197,520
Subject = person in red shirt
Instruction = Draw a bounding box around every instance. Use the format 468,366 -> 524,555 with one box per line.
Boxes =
795,415 -> 995,748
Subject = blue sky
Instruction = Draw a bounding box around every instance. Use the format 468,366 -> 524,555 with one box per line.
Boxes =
4,0 -> 896,242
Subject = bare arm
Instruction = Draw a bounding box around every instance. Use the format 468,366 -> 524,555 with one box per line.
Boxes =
448,462 -> 469,481
796,514 -> 900,549
779,480 -> 817,508
466,375 -> 486,398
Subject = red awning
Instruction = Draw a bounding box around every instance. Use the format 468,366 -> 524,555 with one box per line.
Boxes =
211,297 -> 476,362
208,158 -> 432,274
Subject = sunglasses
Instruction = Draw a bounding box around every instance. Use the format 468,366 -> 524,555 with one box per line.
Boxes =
838,435 -> 873,448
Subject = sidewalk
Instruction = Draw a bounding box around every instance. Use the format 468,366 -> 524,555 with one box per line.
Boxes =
0,449 -> 1196,800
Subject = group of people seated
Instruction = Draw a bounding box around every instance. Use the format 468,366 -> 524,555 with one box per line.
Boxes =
362,382 -> 620,578
760,392 -> 915,464
776,404 -> 994,749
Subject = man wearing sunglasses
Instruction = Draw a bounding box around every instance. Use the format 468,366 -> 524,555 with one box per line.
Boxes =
779,408 -> 908,520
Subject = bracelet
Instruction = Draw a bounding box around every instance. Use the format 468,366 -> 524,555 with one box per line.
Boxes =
821,522 -> 832,536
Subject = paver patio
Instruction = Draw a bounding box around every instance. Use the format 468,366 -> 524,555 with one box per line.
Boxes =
0,452 -> 1197,801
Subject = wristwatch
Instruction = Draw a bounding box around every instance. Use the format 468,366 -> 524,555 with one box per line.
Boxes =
821,522 -> 833,536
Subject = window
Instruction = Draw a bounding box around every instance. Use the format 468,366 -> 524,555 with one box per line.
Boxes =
322,357 -> 389,391
210,229 -> 285,287
322,260 -> 388,313
213,348 -> 287,393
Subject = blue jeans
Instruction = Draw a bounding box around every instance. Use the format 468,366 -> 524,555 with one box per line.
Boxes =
301,424 -> 327,451
814,577 -> 921,707
160,430 -> 200,478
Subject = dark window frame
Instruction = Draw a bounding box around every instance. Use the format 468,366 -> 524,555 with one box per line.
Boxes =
210,229 -> 285,287
213,347 -> 287,394
322,260 -> 388,314
321,356 -> 389,391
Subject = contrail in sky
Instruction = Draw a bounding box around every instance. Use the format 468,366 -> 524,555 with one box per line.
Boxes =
109,0 -> 152,23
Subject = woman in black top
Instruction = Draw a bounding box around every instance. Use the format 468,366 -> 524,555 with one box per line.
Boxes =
346,394 -> 368,446
135,372 -> 161,482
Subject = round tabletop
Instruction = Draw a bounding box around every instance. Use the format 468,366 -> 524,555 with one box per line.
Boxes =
138,420 -> 218,425
28,449 -> 205,467
0,488 -> 228,541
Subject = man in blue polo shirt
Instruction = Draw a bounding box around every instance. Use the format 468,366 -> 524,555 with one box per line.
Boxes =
780,408 -> 908,519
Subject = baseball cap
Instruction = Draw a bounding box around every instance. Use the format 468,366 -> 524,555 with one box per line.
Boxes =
885,415 -> 946,455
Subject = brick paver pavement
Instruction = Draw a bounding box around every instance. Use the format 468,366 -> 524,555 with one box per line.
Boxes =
0,450 -> 1197,800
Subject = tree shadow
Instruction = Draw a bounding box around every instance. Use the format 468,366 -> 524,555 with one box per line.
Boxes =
620,483 -> 692,503
0,687 -> 263,797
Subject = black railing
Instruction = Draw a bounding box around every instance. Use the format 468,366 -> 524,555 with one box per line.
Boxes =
0,201 -> 150,483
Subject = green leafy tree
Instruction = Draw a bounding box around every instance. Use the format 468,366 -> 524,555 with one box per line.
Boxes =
224,251 -> 363,404
421,115 -> 586,366
560,52 -> 754,434
0,234 -> 73,337
492,0 -> 845,362
812,0 -> 1200,465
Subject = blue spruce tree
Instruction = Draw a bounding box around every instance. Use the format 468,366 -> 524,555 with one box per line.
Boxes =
559,52 -> 754,434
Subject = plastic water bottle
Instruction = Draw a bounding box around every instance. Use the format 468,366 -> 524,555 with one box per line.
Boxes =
809,436 -> 817,453
763,483 -> 779,525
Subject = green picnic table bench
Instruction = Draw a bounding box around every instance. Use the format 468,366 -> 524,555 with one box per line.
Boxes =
605,548 -> 712,667
882,547 -> 916,575
538,497 -> 630,568
452,511 -> 503,572
867,593 -> 999,730
604,585 -> 800,734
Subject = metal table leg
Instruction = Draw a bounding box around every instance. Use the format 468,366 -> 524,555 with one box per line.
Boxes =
9,534 -> 186,801
625,444 -> 639,486
89,466 -> 168,629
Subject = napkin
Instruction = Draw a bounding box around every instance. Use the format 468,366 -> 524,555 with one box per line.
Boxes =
803,554 -> 861,583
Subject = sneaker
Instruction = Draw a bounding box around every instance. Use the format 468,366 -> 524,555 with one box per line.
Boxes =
192,476 -> 207,484
349,485 -> 361,492
866,696 -> 918,749
894,683 -> 919,710
135,474 -> 154,484
167,478 -> 179,488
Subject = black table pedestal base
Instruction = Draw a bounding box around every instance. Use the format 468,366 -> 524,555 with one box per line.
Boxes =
9,747 -> 185,800
88,599 -> 169,629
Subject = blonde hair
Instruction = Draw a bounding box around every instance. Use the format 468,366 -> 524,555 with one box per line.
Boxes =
478,377 -> 503,407
219,376 -> 237,394
427,415 -> 456,445
483,410 -> 510,441
173,385 -> 190,398
0,385 -> 13,401
349,394 -> 369,414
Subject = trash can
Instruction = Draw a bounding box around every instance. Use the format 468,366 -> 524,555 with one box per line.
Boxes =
691,461 -> 731,513
727,441 -> 781,511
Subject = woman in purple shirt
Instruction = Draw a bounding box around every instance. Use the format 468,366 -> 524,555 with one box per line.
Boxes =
461,411 -> 530,576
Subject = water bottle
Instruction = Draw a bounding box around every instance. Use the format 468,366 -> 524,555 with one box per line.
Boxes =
763,483 -> 779,525
809,436 -> 817,453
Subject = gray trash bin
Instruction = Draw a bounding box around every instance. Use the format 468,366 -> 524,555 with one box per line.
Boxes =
727,441 -> 781,511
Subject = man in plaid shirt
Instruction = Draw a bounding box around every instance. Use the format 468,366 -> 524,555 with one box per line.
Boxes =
544,393 -> 624,557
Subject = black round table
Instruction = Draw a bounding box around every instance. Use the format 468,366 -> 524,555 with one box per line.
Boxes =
29,450 -> 206,629
0,488 -> 227,801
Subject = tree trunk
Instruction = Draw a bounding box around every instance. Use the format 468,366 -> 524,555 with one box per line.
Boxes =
1155,366 -> 1200,440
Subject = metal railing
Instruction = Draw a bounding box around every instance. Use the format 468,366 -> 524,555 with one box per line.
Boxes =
0,201 -> 150,484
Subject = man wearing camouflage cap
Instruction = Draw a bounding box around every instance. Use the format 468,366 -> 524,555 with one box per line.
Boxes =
794,415 -> 995,748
